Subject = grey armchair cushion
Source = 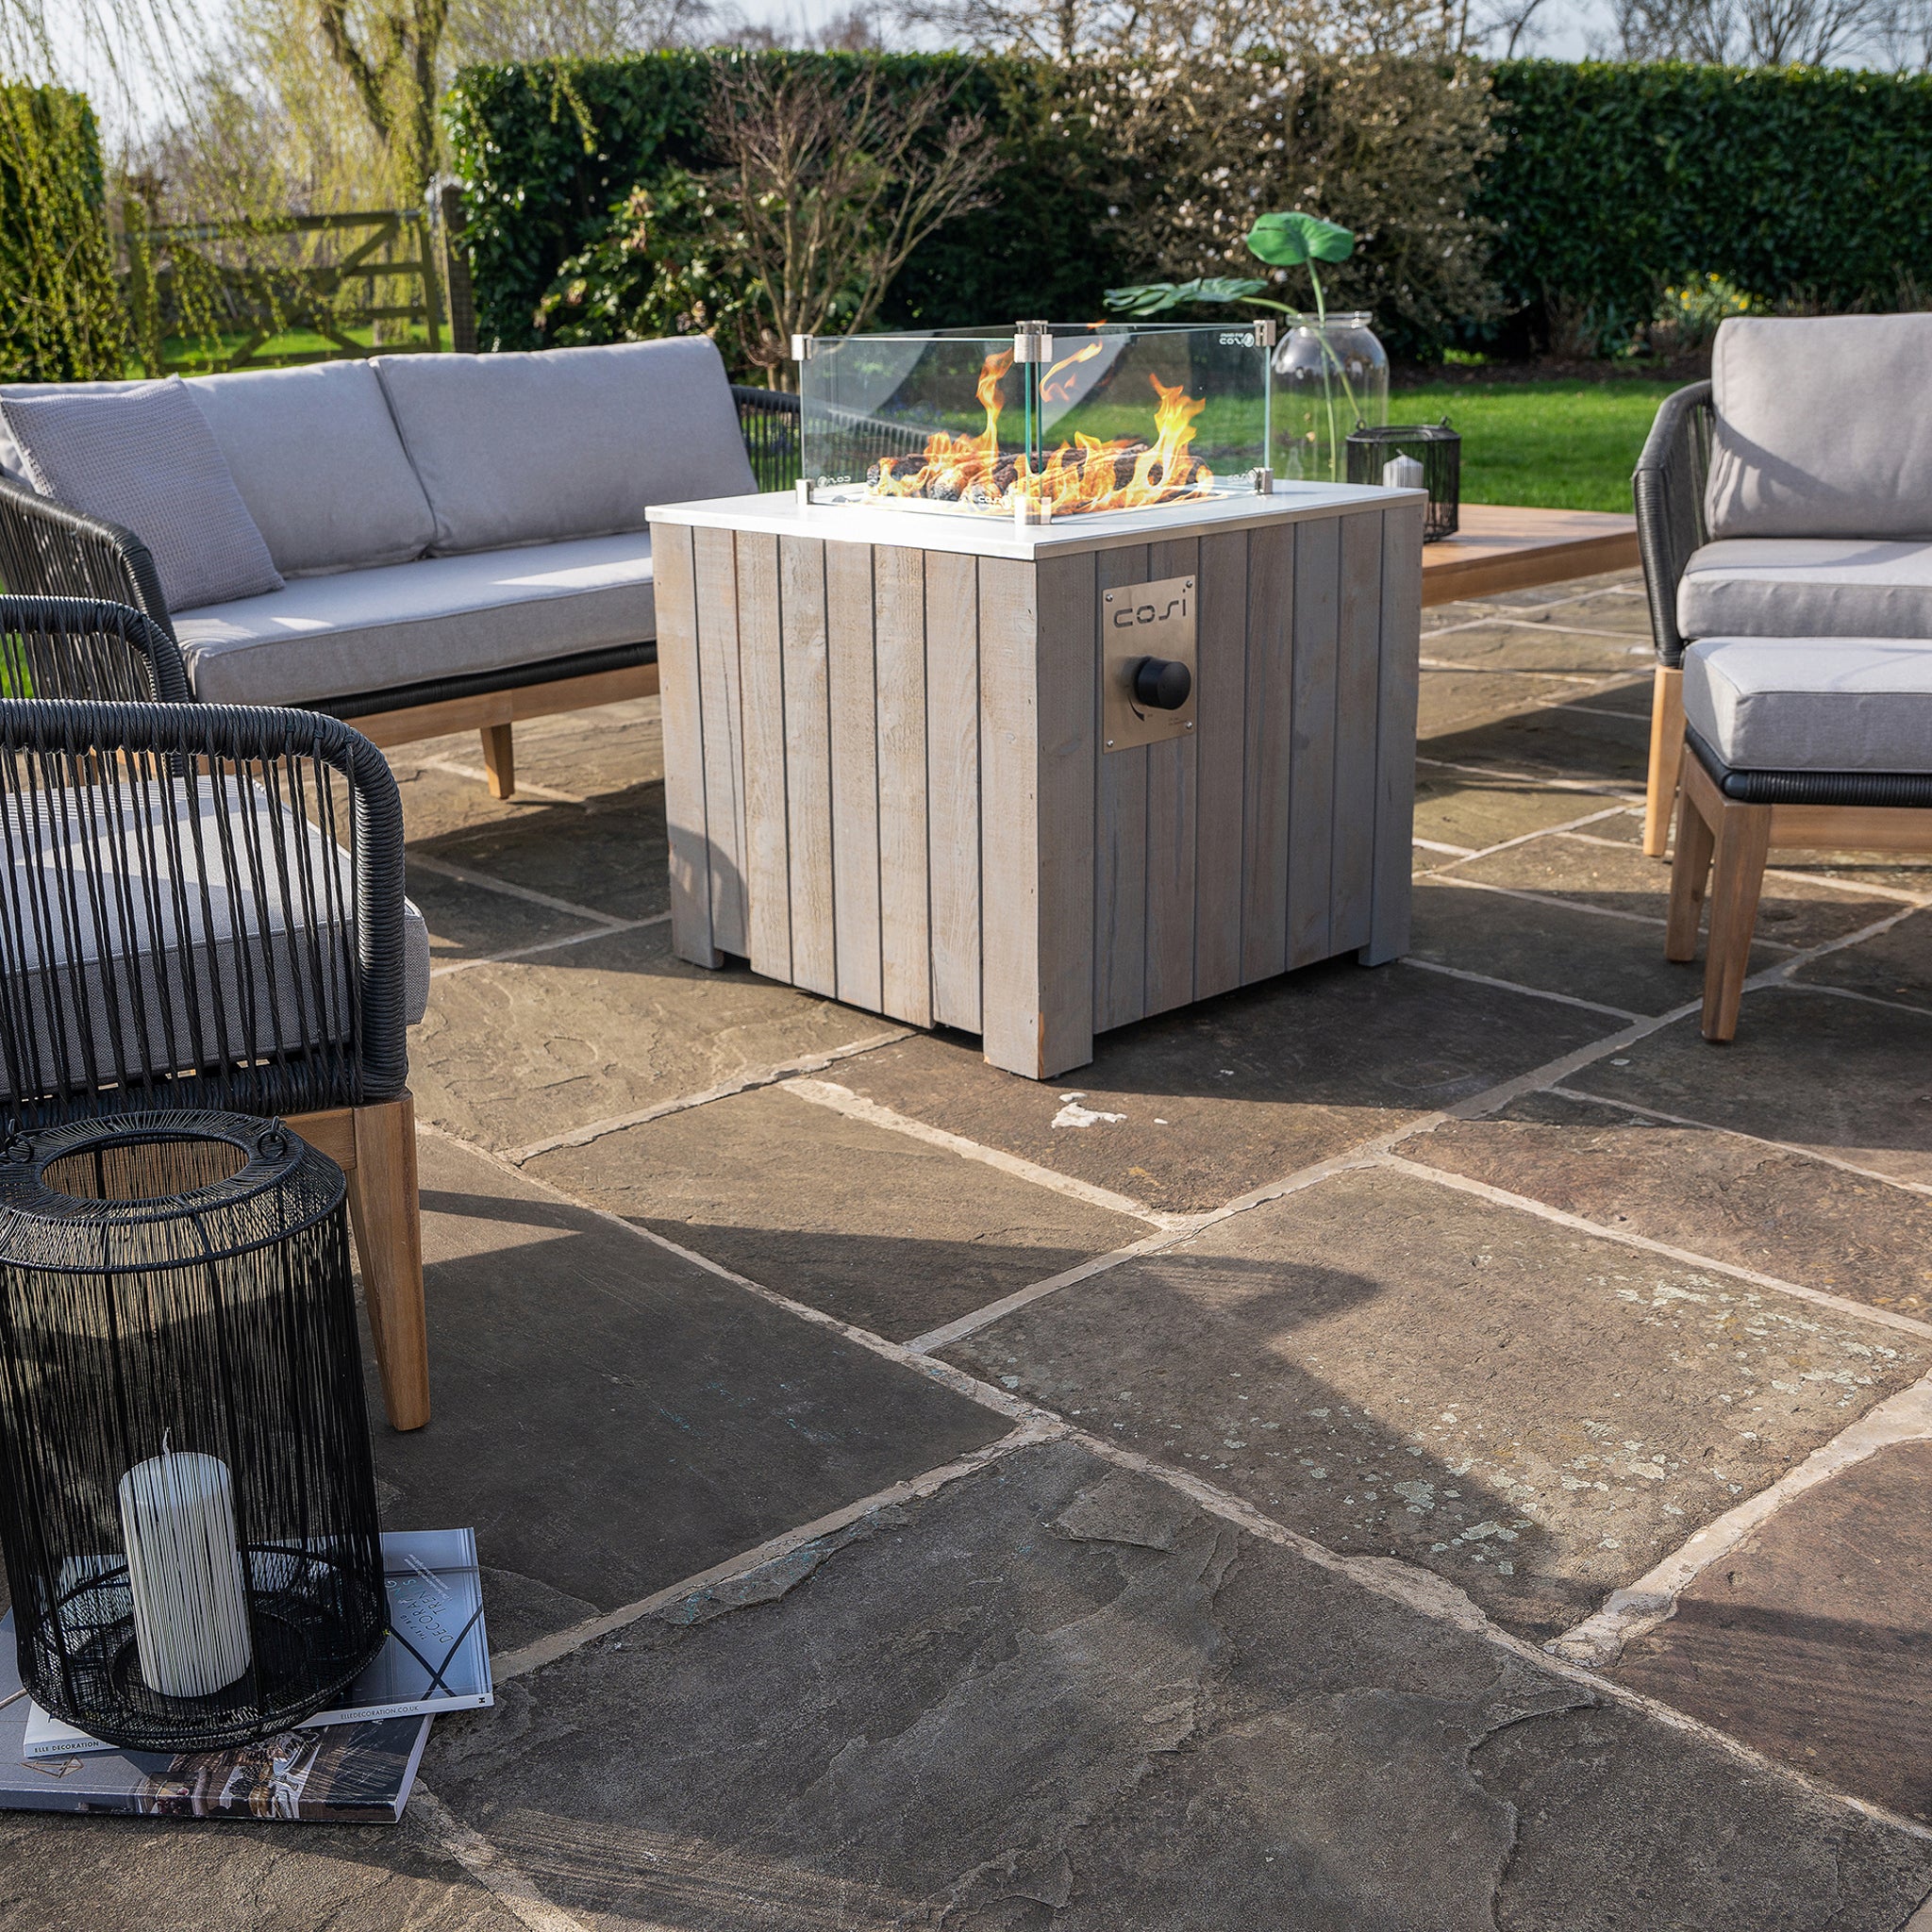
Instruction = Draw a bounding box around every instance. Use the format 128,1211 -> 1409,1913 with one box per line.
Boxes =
2,776 -> 427,1100
0,378 -> 285,614
1683,636 -> 1932,774
1677,538 -> 1932,641
372,339 -> 756,556
1706,314 -> 1932,541
188,361 -> 436,577
174,530 -> 654,706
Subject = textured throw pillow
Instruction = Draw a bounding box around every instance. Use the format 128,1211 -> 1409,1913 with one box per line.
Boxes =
0,378 -> 285,614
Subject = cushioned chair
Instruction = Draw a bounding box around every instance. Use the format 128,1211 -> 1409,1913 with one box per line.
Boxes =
0,341 -> 760,800
1666,636 -> 1932,1041
1634,312 -> 1932,857
0,600 -> 432,1428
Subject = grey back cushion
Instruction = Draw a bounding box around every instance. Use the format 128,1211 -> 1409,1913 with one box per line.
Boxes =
373,338 -> 757,555
0,378 -> 285,614
1706,314 -> 1932,542
188,360 -> 435,577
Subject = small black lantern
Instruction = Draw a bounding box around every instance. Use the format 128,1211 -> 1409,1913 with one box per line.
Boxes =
1346,422 -> 1461,542
0,1111 -> 386,1753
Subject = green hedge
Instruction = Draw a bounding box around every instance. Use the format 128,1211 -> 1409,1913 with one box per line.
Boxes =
0,85 -> 126,381
445,51 -> 1115,354
1481,61 -> 1932,337
446,53 -> 1932,361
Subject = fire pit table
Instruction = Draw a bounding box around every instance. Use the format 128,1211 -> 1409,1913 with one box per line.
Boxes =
649,323 -> 1424,1080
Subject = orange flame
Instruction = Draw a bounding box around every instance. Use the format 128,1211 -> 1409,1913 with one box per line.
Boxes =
865,356 -> 1214,519
1041,340 -> 1105,405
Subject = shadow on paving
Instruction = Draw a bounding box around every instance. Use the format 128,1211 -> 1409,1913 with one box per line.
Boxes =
365,1136 -> 1008,1657
420,1441 -> 1932,1932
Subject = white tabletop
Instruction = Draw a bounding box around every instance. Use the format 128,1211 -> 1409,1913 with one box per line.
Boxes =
648,484 -> 1427,561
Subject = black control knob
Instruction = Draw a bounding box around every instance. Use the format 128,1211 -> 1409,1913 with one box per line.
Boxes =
1132,657 -> 1191,711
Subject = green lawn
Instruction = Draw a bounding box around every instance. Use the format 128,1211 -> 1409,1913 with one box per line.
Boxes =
1392,378 -> 1680,513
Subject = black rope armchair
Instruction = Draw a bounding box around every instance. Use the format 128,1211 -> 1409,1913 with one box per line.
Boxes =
0,645 -> 428,1428
1632,380 -> 1714,855
0,593 -> 191,706
0,477 -> 174,641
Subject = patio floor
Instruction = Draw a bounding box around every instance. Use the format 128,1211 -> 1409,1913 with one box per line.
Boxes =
12,564 -> 1932,1928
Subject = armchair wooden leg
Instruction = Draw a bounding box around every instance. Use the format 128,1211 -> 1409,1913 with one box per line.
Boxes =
1665,774 -> 1715,962
1702,800 -> 1772,1043
345,1093 -> 430,1431
1643,665 -> 1685,858
480,723 -> 515,800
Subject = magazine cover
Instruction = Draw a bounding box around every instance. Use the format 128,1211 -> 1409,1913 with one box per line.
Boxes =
0,1621 -> 429,1823
24,1526 -> 491,1760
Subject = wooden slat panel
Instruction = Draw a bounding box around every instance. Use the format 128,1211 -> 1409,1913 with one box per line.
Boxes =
1240,521 -> 1294,983
924,549 -> 981,1031
825,541 -> 882,1012
779,534 -> 836,997
1143,535 -> 1200,1016
1093,542 -> 1151,1030
1287,515 -> 1341,969
1192,527 -> 1248,1001
654,522 -> 718,966
1364,501 -> 1424,964
736,531 -> 791,981
1328,509 -> 1383,956
693,525 -> 747,956
979,558 -> 1041,1075
873,544 -> 931,1027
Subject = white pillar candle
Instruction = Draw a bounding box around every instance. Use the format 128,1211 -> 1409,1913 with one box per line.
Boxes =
117,1443 -> 254,1699
1381,453 -> 1426,491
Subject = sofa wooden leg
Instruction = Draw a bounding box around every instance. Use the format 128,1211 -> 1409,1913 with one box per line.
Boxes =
1643,666 -> 1684,858
345,1093 -> 430,1431
480,723 -> 515,800
1702,801 -> 1772,1043
1665,774 -> 1714,962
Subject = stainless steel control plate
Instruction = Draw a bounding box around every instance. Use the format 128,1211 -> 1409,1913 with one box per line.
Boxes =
1102,575 -> 1198,752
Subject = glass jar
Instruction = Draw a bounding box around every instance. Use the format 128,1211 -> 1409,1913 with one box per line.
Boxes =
1270,312 -> 1390,485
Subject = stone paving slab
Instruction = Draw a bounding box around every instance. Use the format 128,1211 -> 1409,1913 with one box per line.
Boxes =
1407,1090 -> 1932,1317
408,923 -> 887,1154
526,1082 -> 1149,1341
407,858 -> 594,969
417,788 -> 671,926
1419,622 -> 1656,676
1572,987 -> 1932,1189
1408,876 -> 1774,1016
834,960 -> 1613,1217
422,1439 -> 1932,1931
1419,671 -> 1610,740
390,751 -> 556,845
942,1165 -> 1926,1641
1411,776 -> 1626,864
372,1132 -> 1007,1655
1453,833 -> 1897,953
1420,709 -> 1651,789
0,1813 -> 521,1932
1794,906 -> 1932,1011
1613,1438 -> 1932,1827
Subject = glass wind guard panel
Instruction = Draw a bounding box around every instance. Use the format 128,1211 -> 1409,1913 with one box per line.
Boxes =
800,324 -> 1271,520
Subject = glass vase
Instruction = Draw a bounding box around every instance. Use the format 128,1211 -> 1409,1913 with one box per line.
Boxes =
1270,312 -> 1390,485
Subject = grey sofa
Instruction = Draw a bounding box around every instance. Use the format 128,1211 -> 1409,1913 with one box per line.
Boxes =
1634,311 -> 1932,852
0,339 -> 758,796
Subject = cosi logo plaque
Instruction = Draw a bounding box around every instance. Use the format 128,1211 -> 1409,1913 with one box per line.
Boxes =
1102,575 -> 1199,753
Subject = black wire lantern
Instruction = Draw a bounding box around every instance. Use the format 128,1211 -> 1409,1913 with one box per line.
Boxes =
1346,422 -> 1461,542
0,1111 -> 386,1753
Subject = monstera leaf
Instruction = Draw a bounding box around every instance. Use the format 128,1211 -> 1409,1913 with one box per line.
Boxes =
1244,212 -> 1355,269
1104,275 -> 1270,316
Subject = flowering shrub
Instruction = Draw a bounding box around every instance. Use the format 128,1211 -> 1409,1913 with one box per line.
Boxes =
1652,272 -> 1758,351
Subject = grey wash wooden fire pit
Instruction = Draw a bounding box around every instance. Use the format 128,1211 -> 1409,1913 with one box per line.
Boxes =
648,484 -> 1424,1080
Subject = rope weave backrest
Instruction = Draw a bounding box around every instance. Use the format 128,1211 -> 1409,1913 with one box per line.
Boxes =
0,696 -> 408,1131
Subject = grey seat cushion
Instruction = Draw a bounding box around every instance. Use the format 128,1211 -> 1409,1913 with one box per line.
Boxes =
1677,539 -> 1932,641
188,361 -> 436,577
3,776 -> 427,1100
372,339 -> 756,556
1705,314 -> 1932,542
0,378 -> 285,614
174,530 -> 654,706
1683,637 -> 1932,774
